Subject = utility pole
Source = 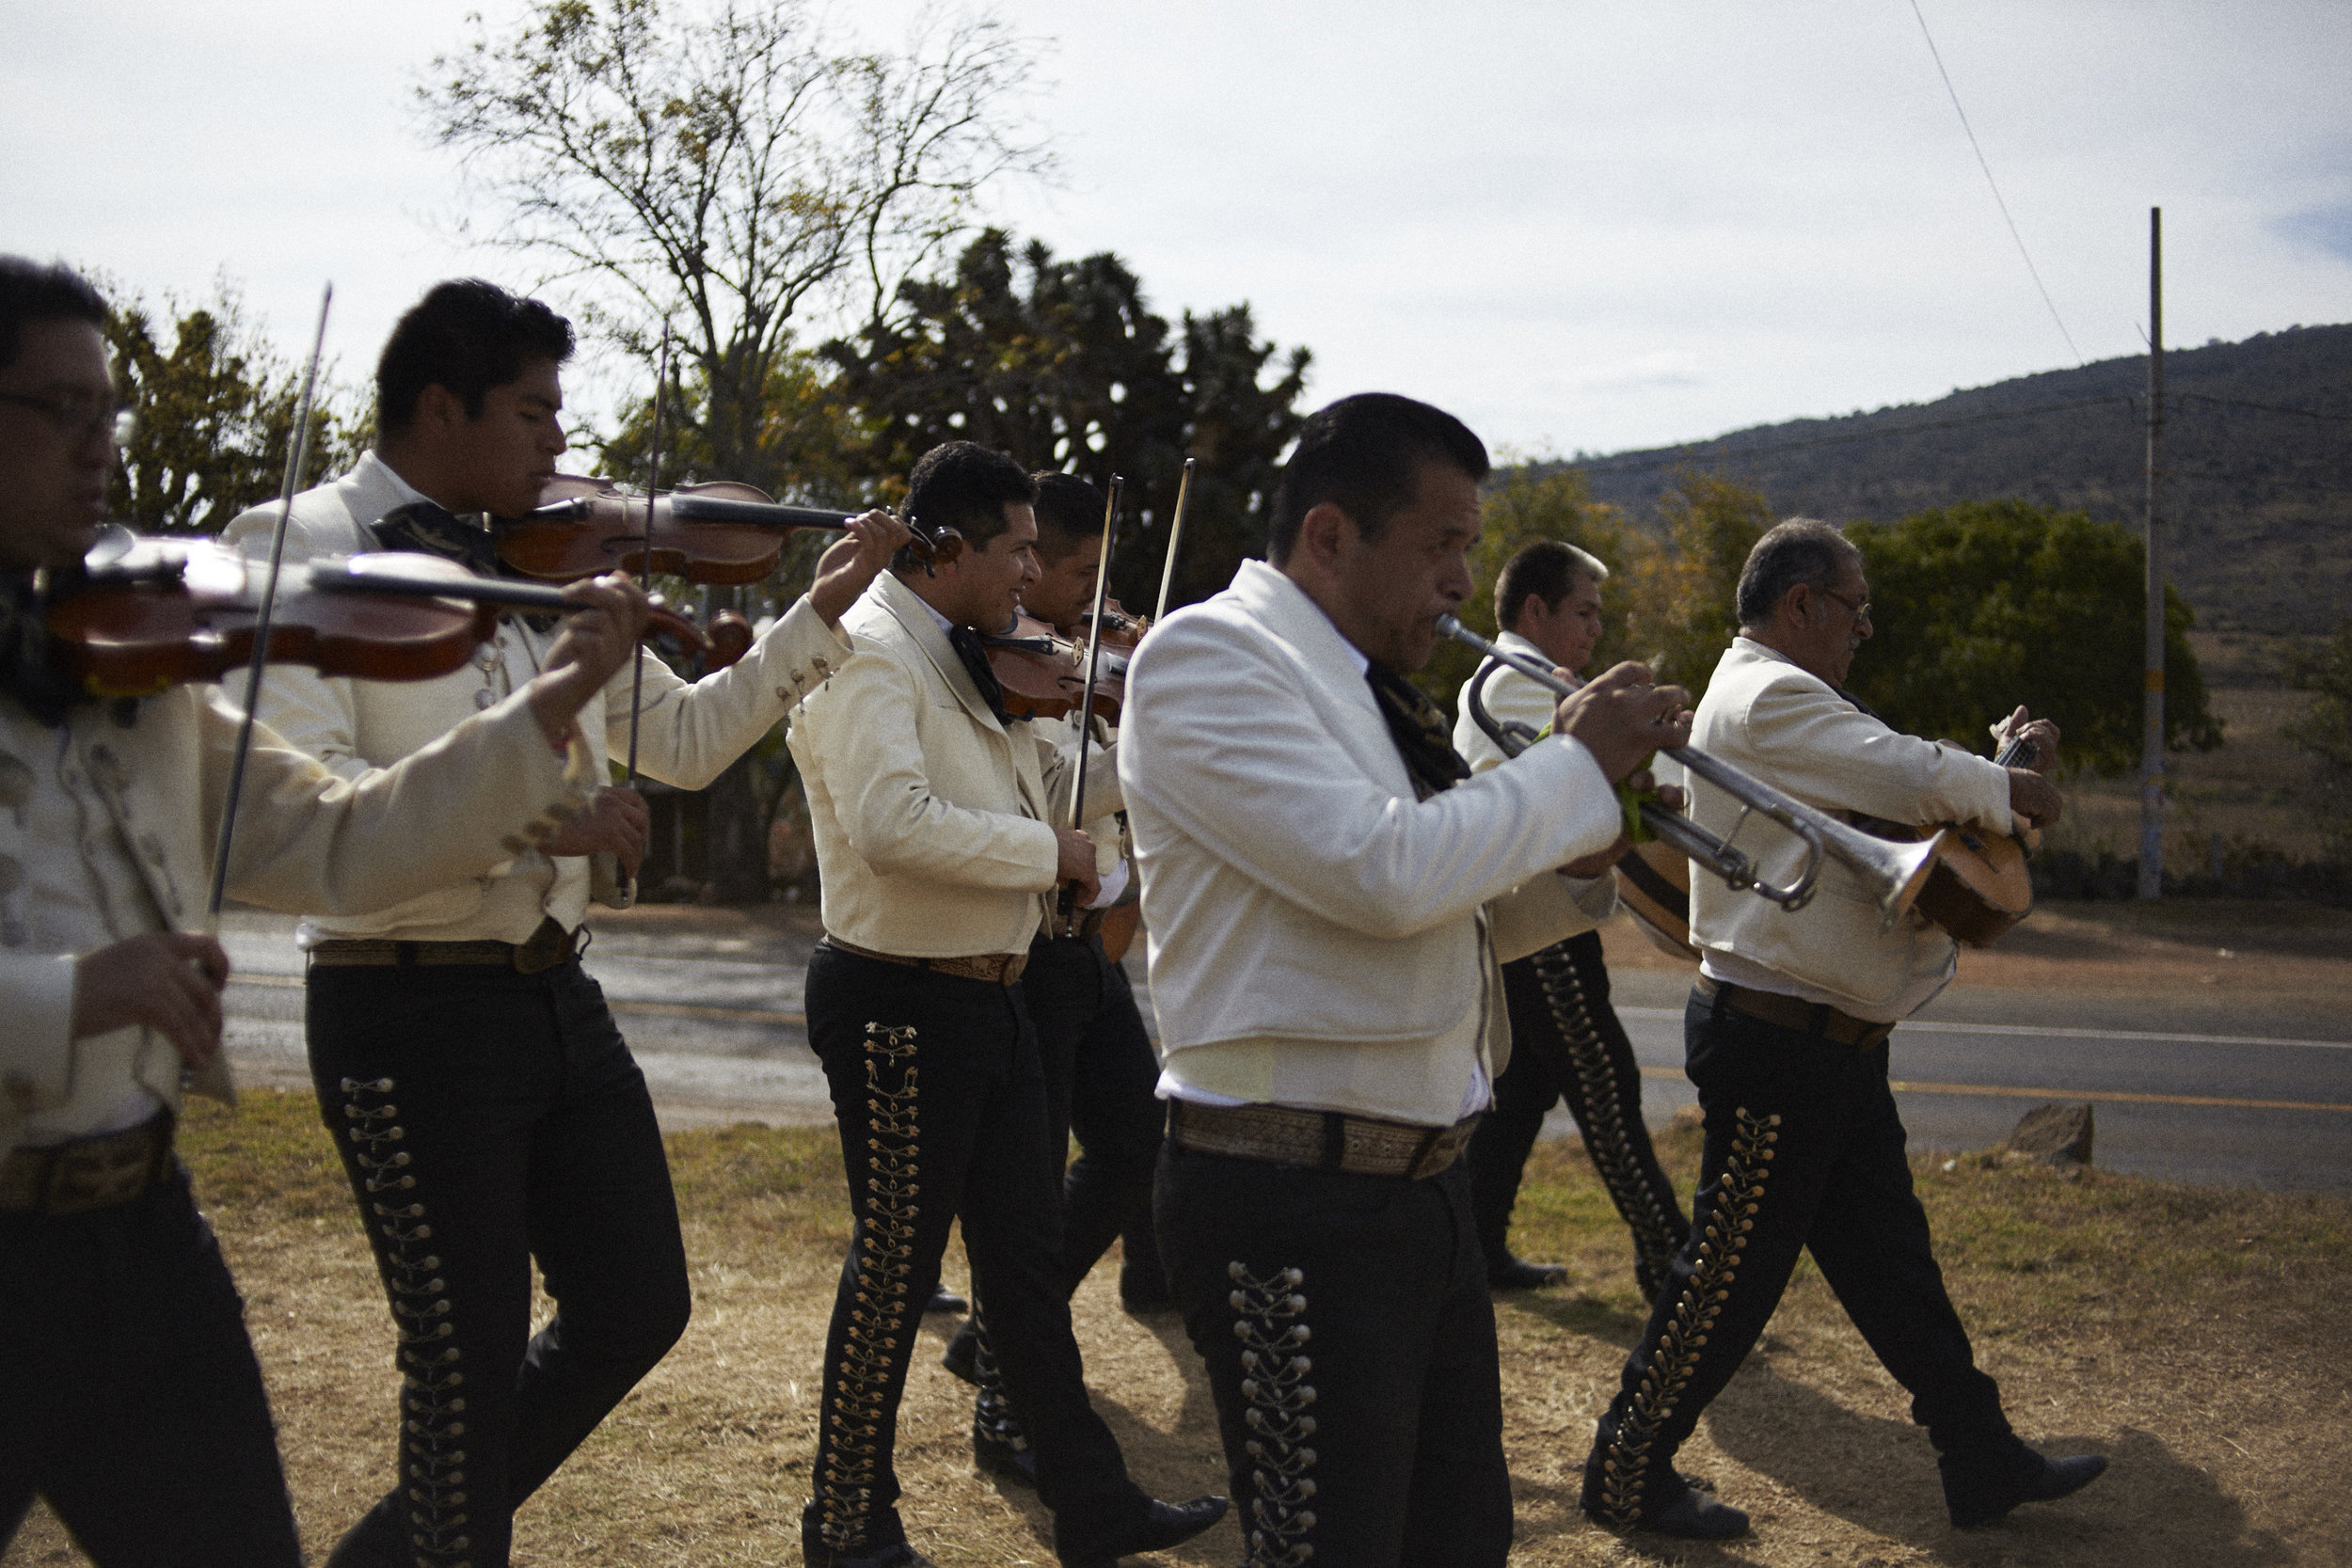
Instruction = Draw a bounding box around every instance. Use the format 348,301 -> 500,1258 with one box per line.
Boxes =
2138,206 -> 2165,899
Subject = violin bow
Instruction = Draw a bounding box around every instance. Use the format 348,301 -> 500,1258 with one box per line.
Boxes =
1152,457 -> 1194,623
190,281 -> 329,1105
1057,474 -> 1122,937
612,327 -> 670,909
205,281 -> 332,926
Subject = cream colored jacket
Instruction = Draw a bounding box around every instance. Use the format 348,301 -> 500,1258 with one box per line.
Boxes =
222,458 -> 850,940
789,572 -> 1105,958
1120,561 -> 1622,1126
1687,637 -> 2011,1014
0,681 -> 590,1162
1453,628 -> 1562,772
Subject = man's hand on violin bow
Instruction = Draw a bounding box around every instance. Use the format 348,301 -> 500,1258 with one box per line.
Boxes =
540,786 -> 652,877
1055,827 -> 1103,911
812,511 -> 914,626
525,573 -> 652,747
1552,661 -> 1692,783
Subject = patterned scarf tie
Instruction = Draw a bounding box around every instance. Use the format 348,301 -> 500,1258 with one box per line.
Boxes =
947,624 -> 1014,725
1365,661 -> 1470,801
370,500 -> 502,577
371,500 -> 558,631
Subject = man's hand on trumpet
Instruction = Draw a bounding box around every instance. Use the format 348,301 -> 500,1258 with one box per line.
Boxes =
1551,660 -> 1692,874
1552,660 -> 1692,781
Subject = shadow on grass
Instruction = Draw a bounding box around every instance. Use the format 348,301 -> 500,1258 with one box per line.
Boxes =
1498,1286 -> 1653,1349
1704,1362 -> 2293,1566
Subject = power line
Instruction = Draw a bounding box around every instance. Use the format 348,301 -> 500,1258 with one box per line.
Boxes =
1907,0 -> 2086,367
2172,392 -> 2352,423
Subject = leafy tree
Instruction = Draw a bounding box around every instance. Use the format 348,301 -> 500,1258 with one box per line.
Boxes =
820,228 -> 1309,611
1620,472 -> 1775,700
103,282 -> 363,534
420,0 -> 1049,901
1415,466 -> 1634,712
418,0 -> 1050,495
2284,618 -> 2352,852
1845,499 -> 2220,776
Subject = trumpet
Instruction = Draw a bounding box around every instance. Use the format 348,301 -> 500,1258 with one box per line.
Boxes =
1440,616 -> 1940,931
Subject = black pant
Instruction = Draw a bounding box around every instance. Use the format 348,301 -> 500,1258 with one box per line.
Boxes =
307,958 -> 692,1567
1157,1145 -> 1513,1568
1023,932 -> 1167,1296
803,943 -> 1150,1562
1466,931 -> 1689,1297
0,1160 -> 304,1567
1582,985 -> 2013,1525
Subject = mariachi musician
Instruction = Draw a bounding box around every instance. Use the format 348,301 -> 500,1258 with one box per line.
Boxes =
1120,393 -> 1681,1566
941,470 -> 1171,1482
786,440 -> 1222,1568
1581,518 -> 2104,1540
220,277 -> 909,1568
0,257 -> 647,1566
1454,538 -> 1692,1298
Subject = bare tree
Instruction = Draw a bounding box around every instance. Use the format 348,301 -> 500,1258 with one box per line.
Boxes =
417,0 -> 1051,491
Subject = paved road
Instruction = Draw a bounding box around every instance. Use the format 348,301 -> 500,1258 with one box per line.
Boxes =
219,912 -> 2352,1196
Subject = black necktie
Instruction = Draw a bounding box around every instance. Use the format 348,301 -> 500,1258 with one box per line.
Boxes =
948,625 -> 1013,724
0,573 -> 91,728
1366,662 -> 1470,801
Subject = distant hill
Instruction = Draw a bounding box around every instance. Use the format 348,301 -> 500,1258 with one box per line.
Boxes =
1546,323 -> 2352,635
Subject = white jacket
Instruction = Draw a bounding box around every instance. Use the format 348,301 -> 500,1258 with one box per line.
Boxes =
789,571 -> 1105,958
222,456 -> 851,940
0,679 -> 590,1162
1119,561 -> 1621,1125
1688,637 -> 2011,1016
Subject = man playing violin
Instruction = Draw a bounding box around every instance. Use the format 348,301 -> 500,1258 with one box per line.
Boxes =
219,277 -> 909,1568
1119,392 -> 1690,1567
1580,518 -> 2102,1540
1455,539 -> 1693,1299
940,470 -> 1171,1482
0,257 -> 648,1566
787,441 -> 1225,1568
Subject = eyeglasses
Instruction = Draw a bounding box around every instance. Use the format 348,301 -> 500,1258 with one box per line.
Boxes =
0,390 -> 136,447
1820,585 -> 1872,627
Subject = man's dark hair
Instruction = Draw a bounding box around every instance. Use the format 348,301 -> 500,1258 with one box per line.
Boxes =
902,442 -> 1038,562
1268,392 -> 1489,565
1736,518 -> 1861,629
1029,471 -> 1106,565
0,257 -> 107,374
1495,539 -> 1609,632
375,278 -> 574,436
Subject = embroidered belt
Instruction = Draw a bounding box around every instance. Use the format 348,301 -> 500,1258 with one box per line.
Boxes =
308,915 -> 581,974
824,937 -> 1027,987
1696,976 -> 1896,1050
0,1110 -> 173,1214
1168,1099 -> 1482,1180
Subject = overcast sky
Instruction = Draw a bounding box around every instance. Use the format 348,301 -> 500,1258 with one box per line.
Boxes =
8,0 -> 2348,459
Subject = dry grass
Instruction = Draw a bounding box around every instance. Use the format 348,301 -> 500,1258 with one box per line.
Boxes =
8,1093 -> 2350,1566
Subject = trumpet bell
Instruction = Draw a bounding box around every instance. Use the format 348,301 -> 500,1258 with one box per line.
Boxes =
1820,819 -> 1946,933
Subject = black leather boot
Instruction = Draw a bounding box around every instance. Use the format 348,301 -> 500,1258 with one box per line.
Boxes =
1942,1443 -> 2108,1528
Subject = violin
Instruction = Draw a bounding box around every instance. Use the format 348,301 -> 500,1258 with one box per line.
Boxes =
980,613 -> 1087,720
494,474 -> 857,585
981,597 -> 1150,724
43,533 -> 707,698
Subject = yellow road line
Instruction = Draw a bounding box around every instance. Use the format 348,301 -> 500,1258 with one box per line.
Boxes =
1635,1066 -> 2352,1115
